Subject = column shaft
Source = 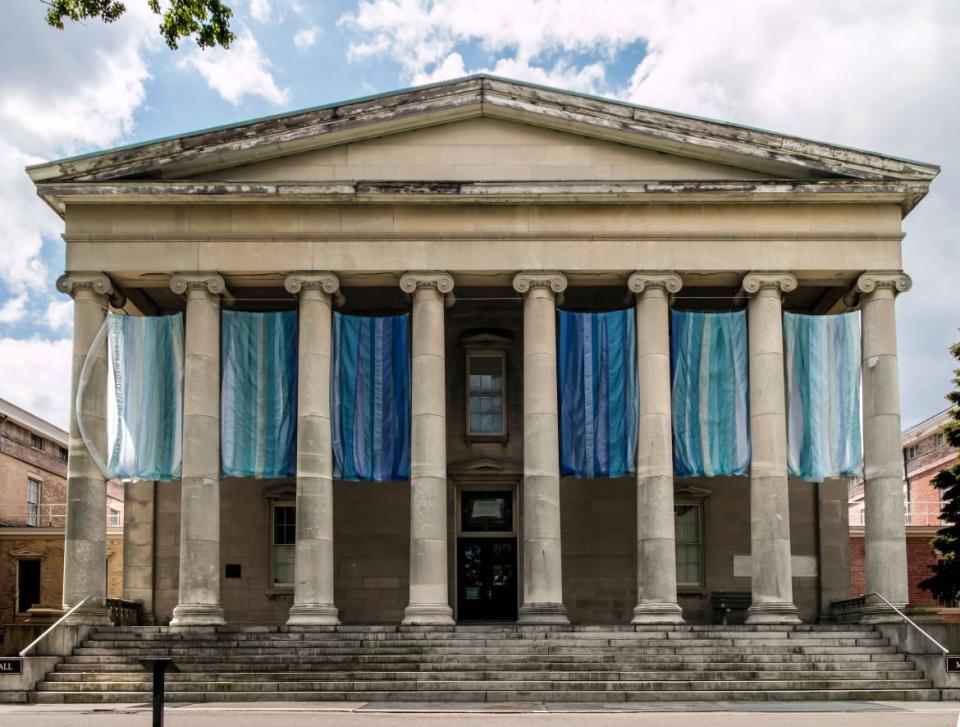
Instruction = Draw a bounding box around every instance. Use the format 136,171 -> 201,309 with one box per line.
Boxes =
629,274 -> 684,624
170,275 -> 225,627
859,273 -> 910,620
286,274 -> 340,625
402,274 -> 454,625
514,272 -> 569,625
743,273 -> 800,625
122,481 -> 156,624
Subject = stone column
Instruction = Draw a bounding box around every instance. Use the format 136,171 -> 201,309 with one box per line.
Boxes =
628,272 -> 685,625
741,272 -> 800,625
169,273 -> 226,627
285,272 -> 340,626
400,272 -> 455,625
512,272 -> 569,625
857,271 -> 911,621
122,481 -> 156,624
57,273 -> 119,625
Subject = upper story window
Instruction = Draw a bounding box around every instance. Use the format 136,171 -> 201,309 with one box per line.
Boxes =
466,352 -> 506,438
271,503 -> 296,588
58,446 -> 68,463
108,509 -> 122,528
30,433 -> 44,451
27,477 -> 41,527
906,444 -> 920,460
935,433 -> 946,448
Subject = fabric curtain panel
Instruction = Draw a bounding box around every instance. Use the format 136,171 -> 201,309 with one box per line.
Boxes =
558,308 -> 638,478
107,313 -> 184,481
670,309 -> 750,477
784,311 -> 862,482
221,310 -> 298,479
332,312 -> 411,482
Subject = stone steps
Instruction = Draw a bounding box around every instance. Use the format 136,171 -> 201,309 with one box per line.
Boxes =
30,625 -> 940,703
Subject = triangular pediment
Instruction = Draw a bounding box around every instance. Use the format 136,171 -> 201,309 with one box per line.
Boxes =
28,75 -> 938,186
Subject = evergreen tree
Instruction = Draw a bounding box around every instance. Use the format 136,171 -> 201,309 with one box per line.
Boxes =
919,341 -> 960,602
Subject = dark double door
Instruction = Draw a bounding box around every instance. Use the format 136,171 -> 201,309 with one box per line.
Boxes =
456,538 -> 518,621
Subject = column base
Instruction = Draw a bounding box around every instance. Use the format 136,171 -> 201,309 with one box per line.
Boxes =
745,601 -> 801,625
401,603 -> 454,626
518,602 -> 570,625
64,600 -> 113,627
286,603 -> 340,626
859,602 -> 908,624
170,603 -> 226,627
631,602 -> 685,625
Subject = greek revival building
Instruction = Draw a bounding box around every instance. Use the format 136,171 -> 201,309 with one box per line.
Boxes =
29,76 -> 938,629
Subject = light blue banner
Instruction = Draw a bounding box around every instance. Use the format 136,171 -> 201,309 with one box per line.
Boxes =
221,310 -> 298,479
558,308 -> 637,478
671,309 -> 750,477
332,313 -> 411,482
785,312 -> 862,482
107,313 -> 184,481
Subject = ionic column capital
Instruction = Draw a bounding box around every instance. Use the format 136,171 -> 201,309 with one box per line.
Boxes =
740,271 -> 798,297
512,271 -> 568,295
284,271 -> 340,296
56,272 -> 126,307
856,271 -> 912,296
169,272 -> 227,297
627,272 -> 683,296
399,271 -> 455,295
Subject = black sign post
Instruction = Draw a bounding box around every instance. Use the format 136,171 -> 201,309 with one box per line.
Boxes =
946,655 -> 960,673
139,658 -> 175,727
0,658 -> 22,675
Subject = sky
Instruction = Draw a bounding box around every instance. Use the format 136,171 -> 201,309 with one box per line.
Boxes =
0,0 -> 957,431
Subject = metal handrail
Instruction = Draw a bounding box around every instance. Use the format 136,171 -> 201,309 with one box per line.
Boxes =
861,592 -> 949,655
19,595 -> 93,657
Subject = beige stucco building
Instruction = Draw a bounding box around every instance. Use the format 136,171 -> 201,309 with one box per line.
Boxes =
27,76 -> 938,629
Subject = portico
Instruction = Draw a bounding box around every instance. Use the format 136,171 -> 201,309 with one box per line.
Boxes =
32,76 -> 936,629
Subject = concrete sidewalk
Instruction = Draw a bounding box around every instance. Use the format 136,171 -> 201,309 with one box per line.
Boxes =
0,701 -> 958,726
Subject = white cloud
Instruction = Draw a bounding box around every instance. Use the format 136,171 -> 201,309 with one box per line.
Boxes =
0,337 -> 72,429
181,29 -> 291,106
293,26 -> 321,49
250,0 -> 272,23
0,294 -> 28,325
44,299 -> 73,331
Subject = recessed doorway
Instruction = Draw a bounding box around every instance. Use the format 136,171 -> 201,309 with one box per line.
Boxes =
456,488 -> 518,622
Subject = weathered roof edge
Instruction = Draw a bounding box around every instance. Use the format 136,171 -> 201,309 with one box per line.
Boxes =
26,74 -> 939,186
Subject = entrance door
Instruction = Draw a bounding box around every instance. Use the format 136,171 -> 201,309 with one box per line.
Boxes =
457,538 -> 517,621
17,559 -> 40,614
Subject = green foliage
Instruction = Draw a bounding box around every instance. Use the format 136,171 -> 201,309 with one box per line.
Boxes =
45,0 -> 235,50
919,341 -> 960,602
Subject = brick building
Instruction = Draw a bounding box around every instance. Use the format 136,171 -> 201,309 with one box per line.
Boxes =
0,398 -> 123,625
850,407 -> 957,606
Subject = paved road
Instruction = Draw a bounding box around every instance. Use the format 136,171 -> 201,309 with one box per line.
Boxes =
0,702 -> 958,726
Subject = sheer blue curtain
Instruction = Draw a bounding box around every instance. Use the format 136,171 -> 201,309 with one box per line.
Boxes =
671,309 -> 749,477
221,310 -> 298,479
558,309 -> 637,478
107,313 -> 184,481
784,311 -> 862,482
332,313 -> 411,481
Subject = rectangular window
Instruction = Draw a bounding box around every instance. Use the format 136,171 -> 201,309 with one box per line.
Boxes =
26,477 -> 41,527
467,352 -> 506,438
109,508 -> 121,528
935,433 -> 945,448
58,446 -> 68,463
461,490 -> 513,533
675,503 -> 702,588
271,503 -> 296,587
30,433 -> 44,451
17,559 -> 41,613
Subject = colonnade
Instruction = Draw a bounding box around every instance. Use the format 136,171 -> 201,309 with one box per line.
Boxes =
57,269 -> 911,626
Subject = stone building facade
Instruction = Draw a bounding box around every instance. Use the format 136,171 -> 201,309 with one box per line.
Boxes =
27,77 -> 938,628
0,398 -> 123,625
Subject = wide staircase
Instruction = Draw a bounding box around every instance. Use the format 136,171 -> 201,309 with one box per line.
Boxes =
31,624 -> 940,703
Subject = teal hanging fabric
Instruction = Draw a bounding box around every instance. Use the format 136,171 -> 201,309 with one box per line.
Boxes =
107,313 -> 184,481
671,309 -> 749,477
221,310 -> 298,479
332,313 -> 411,481
558,308 -> 637,478
784,312 -> 862,482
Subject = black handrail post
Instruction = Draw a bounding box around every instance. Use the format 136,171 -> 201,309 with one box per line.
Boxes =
140,657 -> 174,727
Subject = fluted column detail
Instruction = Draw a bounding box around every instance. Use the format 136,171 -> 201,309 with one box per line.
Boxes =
628,272 -> 685,625
513,271 -> 570,625
400,272 -> 455,625
741,272 -> 801,625
857,271 -> 911,622
169,273 -> 226,627
285,273 -> 341,626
